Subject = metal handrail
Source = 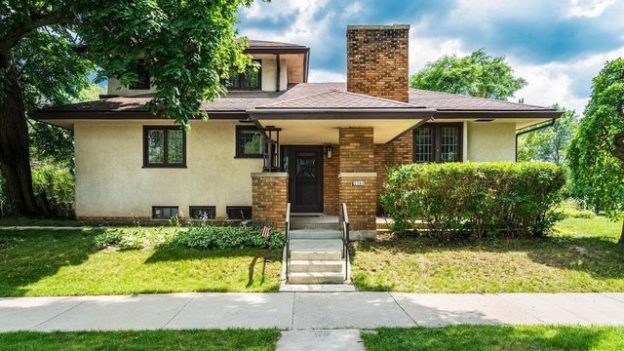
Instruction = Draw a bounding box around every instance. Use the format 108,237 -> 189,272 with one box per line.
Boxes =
284,203 -> 291,281
340,203 -> 350,282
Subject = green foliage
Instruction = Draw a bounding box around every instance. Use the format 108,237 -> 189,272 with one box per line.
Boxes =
94,225 -> 284,250
174,225 -> 285,250
31,164 -> 75,218
568,58 -> 624,222
0,176 -> 12,217
410,49 -> 527,100
518,107 -> 578,165
381,162 -> 565,237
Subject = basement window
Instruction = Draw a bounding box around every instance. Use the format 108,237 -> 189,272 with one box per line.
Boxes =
189,206 -> 216,220
226,206 -> 252,220
152,206 -> 179,219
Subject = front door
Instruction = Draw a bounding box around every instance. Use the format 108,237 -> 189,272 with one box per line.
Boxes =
284,146 -> 323,212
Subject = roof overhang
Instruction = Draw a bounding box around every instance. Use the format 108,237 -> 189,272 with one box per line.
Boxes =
433,110 -> 562,119
248,108 -> 434,120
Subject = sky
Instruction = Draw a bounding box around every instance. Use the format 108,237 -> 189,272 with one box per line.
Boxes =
237,0 -> 624,112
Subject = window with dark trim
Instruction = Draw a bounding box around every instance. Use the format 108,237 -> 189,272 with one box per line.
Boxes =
223,60 -> 262,90
189,206 -> 216,220
235,126 -> 264,158
143,126 -> 187,167
413,123 -> 463,163
226,206 -> 252,220
152,206 -> 179,219
130,60 -> 151,90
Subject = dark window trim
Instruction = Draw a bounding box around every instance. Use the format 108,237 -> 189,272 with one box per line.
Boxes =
129,60 -> 151,90
224,59 -> 262,91
413,122 -> 463,163
226,206 -> 252,220
152,206 -> 179,219
143,126 -> 187,168
235,125 -> 265,159
189,206 -> 216,220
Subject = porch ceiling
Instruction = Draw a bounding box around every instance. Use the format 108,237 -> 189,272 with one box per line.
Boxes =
254,118 -> 426,144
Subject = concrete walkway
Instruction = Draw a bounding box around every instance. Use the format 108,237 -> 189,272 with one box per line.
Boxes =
1,292 -> 624,332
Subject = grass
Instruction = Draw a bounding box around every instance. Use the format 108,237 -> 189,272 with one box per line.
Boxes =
361,325 -> 624,351
352,216 -> 624,292
0,228 -> 281,296
0,329 -> 280,351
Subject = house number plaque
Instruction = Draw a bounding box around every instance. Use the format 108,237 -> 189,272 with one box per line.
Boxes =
352,180 -> 365,186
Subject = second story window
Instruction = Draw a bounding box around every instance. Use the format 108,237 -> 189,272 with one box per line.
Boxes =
130,60 -> 150,90
223,60 -> 261,90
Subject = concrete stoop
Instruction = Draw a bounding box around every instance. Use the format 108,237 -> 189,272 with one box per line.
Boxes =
282,229 -> 352,289
276,329 -> 365,351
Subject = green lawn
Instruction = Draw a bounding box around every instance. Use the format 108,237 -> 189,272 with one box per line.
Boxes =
352,216 -> 624,292
0,229 -> 281,296
0,329 -> 279,351
361,326 -> 624,351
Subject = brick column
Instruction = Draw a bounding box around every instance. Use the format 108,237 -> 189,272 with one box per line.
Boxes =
251,172 -> 288,231
338,128 -> 377,233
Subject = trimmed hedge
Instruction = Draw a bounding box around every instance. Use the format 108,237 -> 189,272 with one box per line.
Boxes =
381,162 -> 565,237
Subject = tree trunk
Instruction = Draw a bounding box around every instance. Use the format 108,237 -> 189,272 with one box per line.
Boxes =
613,131 -> 624,165
0,52 -> 41,216
619,219 -> 624,245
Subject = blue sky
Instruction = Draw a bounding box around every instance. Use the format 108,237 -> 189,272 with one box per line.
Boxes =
237,0 -> 624,112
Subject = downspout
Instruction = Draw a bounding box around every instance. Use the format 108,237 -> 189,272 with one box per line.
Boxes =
515,118 -> 556,161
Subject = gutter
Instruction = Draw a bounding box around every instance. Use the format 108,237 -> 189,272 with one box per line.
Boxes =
515,118 -> 557,161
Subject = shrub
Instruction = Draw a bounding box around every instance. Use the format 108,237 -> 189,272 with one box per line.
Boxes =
31,164 -> 74,218
174,225 -> 285,250
381,162 -> 566,237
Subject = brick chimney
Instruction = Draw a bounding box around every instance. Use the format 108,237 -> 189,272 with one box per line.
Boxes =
346,24 -> 410,102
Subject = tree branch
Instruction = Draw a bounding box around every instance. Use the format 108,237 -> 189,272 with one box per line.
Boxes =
0,9 -> 75,53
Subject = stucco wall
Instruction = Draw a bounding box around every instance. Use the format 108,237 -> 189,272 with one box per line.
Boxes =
261,57 -> 288,92
466,122 -> 516,161
74,120 -> 263,219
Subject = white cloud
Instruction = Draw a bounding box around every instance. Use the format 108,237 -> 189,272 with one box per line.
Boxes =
566,0 -> 617,18
512,46 -> 624,111
308,69 -> 345,82
409,23 -> 467,72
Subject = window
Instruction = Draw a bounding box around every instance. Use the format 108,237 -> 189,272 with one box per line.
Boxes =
189,206 -> 216,220
413,123 -> 463,163
143,126 -> 186,167
223,60 -> 261,90
152,206 -> 179,219
130,60 -> 150,90
226,206 -> 252,220
236,126 -> 264,158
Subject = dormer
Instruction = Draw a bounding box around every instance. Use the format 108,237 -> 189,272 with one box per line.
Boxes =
106,40 -> 309,96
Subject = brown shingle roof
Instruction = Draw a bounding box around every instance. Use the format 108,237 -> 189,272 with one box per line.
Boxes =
409,89 -> 554,111
256,89 -> 422,109
248,40 -> 307,49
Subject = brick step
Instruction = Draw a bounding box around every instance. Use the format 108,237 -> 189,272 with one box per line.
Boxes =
289,259 -> 344,273
287,272 -> 345,284
289,230 -> 342,240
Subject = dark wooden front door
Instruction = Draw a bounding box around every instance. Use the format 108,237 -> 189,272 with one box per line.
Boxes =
284,146 -> 323,212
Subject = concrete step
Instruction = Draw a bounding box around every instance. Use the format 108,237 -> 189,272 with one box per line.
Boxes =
289,259 -> 344,273
287,272 -> 345,284
290,222 -> 340,230
289,239 -> 343,260
289,229 -> 342,240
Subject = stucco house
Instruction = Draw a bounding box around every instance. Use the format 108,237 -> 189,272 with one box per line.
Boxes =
35,24 -> 560,234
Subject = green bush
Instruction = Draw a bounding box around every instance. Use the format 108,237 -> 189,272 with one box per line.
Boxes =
381,162 -> 566,237
32,164 -> 74,218
174,225 -> 285,250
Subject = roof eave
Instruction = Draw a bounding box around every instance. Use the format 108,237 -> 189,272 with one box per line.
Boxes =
432,110 -> 563,119
248,108 -> 435,120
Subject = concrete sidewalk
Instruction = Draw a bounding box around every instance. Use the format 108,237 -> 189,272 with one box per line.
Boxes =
1,292 -> 623,332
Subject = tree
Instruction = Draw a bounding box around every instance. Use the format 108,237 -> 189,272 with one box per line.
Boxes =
410,49 -> 527,100
568,58 -> 624,244
518,107 -> 579,165
1,1 -> 252,216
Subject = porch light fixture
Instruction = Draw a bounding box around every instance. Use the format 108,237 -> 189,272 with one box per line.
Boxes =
325,145 -> 333,159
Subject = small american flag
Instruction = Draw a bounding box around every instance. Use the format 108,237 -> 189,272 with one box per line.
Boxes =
261,217 -> 271,239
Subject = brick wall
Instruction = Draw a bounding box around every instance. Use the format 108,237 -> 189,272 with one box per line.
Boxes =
339,128 -> 375,172
346,24 -> 410,103
323,145 -> 340,215
375,130 -> 414,213
251,172 -> 288,231
338,127 -> 377,231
